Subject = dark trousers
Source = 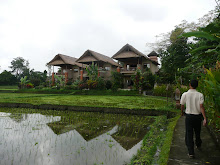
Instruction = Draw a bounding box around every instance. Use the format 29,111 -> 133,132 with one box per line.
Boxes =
185,114 -> 202,155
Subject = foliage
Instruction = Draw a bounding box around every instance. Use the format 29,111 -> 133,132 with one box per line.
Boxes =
158,27 -> 191,83
153,84 -> 188,97
86,62 -> 98,80
97,77 -> 106,90
129,116 -> 168,165
54,75 -> 65,87
87,79 -> 98,89
198,61 -> 220,130
0,70 -> 17,85
19,76 -> 30,89
105,80 -> 112,90
26,83 -> 34,89
181,7 -> 220,77
111,71 -> 123,91
142,70 -> 156,90
29,70 -> 47,87
132,69 -> 143,91
158,115 -> 180,165
9,57 -> 29,79
78,80 -> 88,90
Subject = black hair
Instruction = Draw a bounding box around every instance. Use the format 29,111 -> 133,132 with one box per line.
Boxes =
190,79 -> 198,89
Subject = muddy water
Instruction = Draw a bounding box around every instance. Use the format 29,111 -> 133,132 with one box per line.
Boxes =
0,109 -> 154,165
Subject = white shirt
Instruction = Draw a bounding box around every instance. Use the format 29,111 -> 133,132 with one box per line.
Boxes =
180,89 -> 204,115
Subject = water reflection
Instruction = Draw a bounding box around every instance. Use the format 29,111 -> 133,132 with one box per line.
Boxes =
0,109 -> 154,165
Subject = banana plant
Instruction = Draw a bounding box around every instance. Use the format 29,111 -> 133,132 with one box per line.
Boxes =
54,74 -> 65,87
86,62 -> 98,80
20,76 -> 30,89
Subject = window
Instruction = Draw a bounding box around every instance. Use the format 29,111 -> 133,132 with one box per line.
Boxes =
144,63 -> 150,69
74,69 -> 79,72
105,67 -> 110,71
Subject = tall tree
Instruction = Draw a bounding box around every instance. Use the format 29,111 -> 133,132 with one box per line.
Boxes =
9,57 -> 29,79
158,27 -> 191,83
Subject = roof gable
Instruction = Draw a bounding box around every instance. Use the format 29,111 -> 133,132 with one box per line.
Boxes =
112,44 -> 147,59
76,50 -> 119,66
112,44 -> 159,65
47,54 -> 87,68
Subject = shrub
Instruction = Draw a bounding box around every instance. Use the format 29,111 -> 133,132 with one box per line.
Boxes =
30,78 -> 41,87
26,83 -> 34,89
87,80 -> 98,89
78,80 -> 88,90
66,80 -> 73,86
198,61 -> 220,130
105,80 -> 112,90
142,71 -> 156,91
111,71 -> 123,91
97,77 -> 105,90
153,84 -> 175,97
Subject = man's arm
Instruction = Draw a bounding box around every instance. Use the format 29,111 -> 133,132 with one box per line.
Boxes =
200,104 -> 207,126
181,105 -> 185,116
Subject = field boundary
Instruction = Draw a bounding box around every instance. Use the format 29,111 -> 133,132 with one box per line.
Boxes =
0,102 -> 177,117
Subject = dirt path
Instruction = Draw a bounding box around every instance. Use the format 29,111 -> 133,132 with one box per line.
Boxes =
168,117 -> 220,165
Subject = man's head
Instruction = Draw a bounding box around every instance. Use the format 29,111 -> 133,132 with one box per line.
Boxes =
190,79 -> 198,89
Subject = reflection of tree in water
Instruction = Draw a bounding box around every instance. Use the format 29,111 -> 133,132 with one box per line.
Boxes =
75,120 -> 115,141
47,116 -> 115,141
47,112 -> 155,150
9,113 -> 28,123
111,121 -> 153,150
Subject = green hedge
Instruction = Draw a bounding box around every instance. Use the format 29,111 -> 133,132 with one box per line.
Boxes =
153,84 -> 188,97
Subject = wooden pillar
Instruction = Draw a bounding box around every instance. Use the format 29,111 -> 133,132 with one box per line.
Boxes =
80,70 -> 83,81
65,72 -> 68,84
117,67 -> 120,72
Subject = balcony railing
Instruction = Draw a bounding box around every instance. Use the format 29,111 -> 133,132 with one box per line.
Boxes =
120,67 -> 137,72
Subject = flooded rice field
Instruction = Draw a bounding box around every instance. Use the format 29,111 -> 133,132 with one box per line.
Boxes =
0,108 -> 155,165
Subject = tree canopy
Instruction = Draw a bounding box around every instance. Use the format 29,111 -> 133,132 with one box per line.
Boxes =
9,57 -> 29,79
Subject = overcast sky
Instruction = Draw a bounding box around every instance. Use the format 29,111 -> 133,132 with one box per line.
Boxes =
0,0 -> 217,72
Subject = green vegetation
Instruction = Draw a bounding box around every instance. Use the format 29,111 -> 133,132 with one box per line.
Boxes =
198,62 -> 220,131
0,93 -> 168,110
158,115 -> 180,164
129,115 -> 180,165
0,86 -> 18,90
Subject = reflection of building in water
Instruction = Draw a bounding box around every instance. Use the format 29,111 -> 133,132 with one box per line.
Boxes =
10,113 -> 28,123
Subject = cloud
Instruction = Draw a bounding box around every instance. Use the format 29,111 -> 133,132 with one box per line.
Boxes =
119,0 -> 168,22
0,0 -> 217,72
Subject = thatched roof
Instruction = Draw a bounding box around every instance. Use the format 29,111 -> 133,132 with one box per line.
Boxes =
76,50 -> 119,66
112,44 -> 159,65
47,54 -> 87,68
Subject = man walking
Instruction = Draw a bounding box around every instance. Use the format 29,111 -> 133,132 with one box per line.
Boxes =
180,79 -> 207,158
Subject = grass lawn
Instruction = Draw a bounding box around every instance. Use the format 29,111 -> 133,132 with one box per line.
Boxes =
0,93 -> 171,110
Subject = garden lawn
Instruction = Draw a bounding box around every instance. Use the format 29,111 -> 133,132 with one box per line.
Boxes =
0,93 -> 168,110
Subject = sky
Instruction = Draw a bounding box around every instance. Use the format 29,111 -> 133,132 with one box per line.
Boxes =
0,0 -> 217,73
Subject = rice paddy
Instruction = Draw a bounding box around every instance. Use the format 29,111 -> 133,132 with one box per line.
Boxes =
0,108 -> 157,165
